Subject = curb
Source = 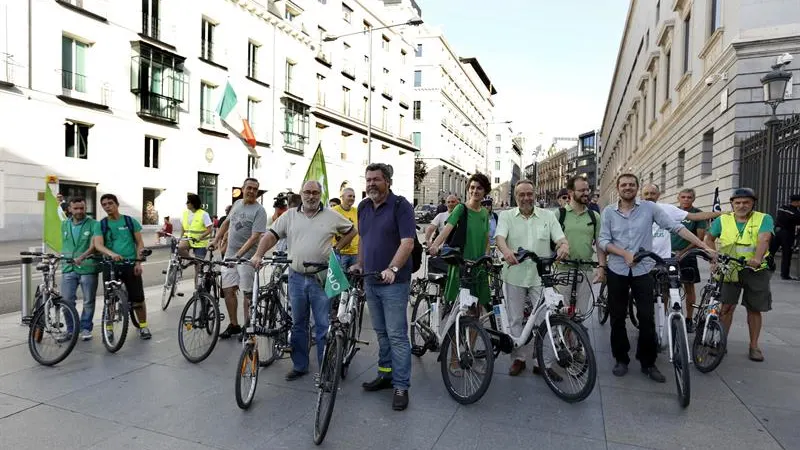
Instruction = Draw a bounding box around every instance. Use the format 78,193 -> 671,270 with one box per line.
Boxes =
0,244 -> 171,267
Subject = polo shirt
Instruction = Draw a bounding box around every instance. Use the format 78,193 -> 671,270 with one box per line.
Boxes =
332,204 -> 359,255
270,203 -> 354,274
357,191 -> 416,285
561,204 -> 600,262
495,207 -> 565,288
671,207 -> 707,251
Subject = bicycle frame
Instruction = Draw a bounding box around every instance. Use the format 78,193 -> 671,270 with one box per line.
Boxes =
647,258 -> 692,366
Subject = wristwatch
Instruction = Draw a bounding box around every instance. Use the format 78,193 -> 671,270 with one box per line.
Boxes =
389,266 -> 399,274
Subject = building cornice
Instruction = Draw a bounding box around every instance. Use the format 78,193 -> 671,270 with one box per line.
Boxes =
600,0 -> 637,137
646,50 -> 661,72
227,0 -> 315,50
656,19 -> 675,48
638,74 -> 650,90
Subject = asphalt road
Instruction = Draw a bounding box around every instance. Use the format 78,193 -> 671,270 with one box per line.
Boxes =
0,247 -> 173,315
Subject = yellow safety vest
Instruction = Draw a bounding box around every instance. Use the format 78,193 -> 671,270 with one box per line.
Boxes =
718,212 -> 769,282
182,209 -> 209,248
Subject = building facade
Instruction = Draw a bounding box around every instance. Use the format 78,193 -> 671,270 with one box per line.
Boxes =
536,148 -> 569,206
599,0 -> 800,208
486,123 -> 523,206
0,0 -> 418,241
566,130 -> 599,191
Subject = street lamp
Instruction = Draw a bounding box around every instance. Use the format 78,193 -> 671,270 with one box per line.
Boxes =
760,59 -> 793,122
323,18 -> 424,165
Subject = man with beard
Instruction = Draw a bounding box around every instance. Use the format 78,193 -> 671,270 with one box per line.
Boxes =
61,197 -> 101,341
349,163 -> 415,411
251,180 -> 356,380
598,174 -> 713,382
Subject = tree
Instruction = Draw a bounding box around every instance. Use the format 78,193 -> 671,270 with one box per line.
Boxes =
414,158 -> 427,191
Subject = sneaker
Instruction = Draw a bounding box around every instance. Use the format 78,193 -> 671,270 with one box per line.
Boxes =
80,329 -> 92,341
749,347 -> 764,362
362,376 -> 393,392
139,327 -> 152,340
392,389 -> 409,411
685,318 -> 695,334
219,324 -> 242,339
612,362 -> 628,377
641,366 -> 666,383
56,332 -> 73,344
508,360 -> 526,376
285,370 -> 308,381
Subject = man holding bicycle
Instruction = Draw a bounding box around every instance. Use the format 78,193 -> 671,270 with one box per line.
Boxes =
61,197 -> 101,341
704,188 -> 774,362
250,180 -> 356,382
179,194 -> 212,260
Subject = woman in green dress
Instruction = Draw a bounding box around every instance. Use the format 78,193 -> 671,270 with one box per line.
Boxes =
429,173 -> 492,309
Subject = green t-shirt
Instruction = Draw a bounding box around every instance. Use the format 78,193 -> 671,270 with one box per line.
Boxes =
61,218 -> 101,274
671,207 -> 707,251
96,216 -> 143,260
708,214 -> 774,238
444,204 -> 490,305
562,205 -> 600,262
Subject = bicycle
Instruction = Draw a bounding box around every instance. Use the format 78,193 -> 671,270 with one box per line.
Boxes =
20,251 -> 80,366
337,271 -> 372,380
409,247 -> 495,405
313,267 -> 381,445
160,233 -> 196,311
690,252 -> 747,373
176,251 -> 229,363
98,249 -> 152,353
484,249 -> 597,403
596,282 -> 639,329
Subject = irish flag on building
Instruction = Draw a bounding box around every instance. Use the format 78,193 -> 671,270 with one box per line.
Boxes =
216,81 -> 257,149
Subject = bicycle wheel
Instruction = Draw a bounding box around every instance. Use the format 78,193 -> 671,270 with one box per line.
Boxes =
125,286 -> 141,330
439,316 -> 494,405
535,316 -> 597,403
161,262 -> 179,311
235,342 -> 259,409
314,333 -> 343,445
410,294 -> 432,357
178,293 -> 220,363
28,298 -> 79,366
341,306 -> 359,379
692,316 -> 727,373
628,292 -> 639,329
258,297 -> 284,368
671,316 -> 691,408
596,283 -> 610,325
102,291 -> 130,353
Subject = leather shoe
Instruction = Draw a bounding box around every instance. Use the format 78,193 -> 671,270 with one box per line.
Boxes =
532,365 -> 564,382
508,360 -> 526,376
362,376 -> 393,391
612,362 -> 628,377
285,370 -> 308,381
392,389 -> 409,411
641,366 -> 666,383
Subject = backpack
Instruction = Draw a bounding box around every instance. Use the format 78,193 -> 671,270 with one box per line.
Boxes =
550,207 -> 598,251
393,196 -> 424,273
445,203 -> 470,250
100,215 -> 137,247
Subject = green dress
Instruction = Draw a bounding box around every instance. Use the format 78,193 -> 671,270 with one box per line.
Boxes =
443,204 -> 491,306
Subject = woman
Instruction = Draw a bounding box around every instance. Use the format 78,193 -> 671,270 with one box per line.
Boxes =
429,173 -> 491,308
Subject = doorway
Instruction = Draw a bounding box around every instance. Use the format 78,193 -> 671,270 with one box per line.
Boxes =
142,188 -> 162,225
197,172 -> 218,215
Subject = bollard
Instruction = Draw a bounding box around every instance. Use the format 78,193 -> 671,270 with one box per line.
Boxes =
20,255 -> 34,324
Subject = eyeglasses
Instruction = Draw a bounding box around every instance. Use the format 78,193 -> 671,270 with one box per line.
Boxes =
302,190 -> 321,196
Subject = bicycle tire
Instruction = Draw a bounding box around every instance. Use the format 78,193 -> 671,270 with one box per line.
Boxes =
102,290 -> 130,353
628,292 -> 639,329
692,316 -> 727,373
410,294 -> 432,357
596,283 -> 610,325
314,333 -> 343,445
235,342 -> 259,410
125,285 -> 141,330
27,298 -> 79,366
161,262 -> 179,311
178,293 -> 220,363
535,315 -> 597,403
671,316 -> 691,408
258,297 -> 284,368
439,316 -> 494,405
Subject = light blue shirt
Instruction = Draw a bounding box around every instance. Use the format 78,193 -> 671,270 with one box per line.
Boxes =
598,199 -> 685,277
488,213 -> 498,246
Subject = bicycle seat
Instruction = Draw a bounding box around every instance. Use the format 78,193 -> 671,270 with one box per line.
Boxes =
279,273 -> 289,282
439,247 -> 463,265
427,272 -> 446,284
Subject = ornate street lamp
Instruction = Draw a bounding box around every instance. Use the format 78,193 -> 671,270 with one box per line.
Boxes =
760,62 -> 792,121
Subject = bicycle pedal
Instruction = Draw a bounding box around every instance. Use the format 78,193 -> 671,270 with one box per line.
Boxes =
218,313 -> 226,321
411,345 -> 427,357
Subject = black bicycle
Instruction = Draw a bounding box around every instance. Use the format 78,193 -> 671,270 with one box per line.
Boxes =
177,251 -> 229,363
97,249 -> 152,353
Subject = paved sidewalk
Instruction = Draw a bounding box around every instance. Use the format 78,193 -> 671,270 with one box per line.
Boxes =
0,266 -> 798,449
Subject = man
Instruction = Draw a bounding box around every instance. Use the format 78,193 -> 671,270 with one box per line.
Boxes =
495,179 -> 570,377
350,163 -> 415,411
598,174 -> 714,382
61,197 -> 100,341
57,193 -> 69,220
482,197 -> 499,246
251,180 -> 356,381
179,194 -> 212,260
705,188 -> 774,362
210,178 -> 267,339
560,176 -> 607,315
329,198 -> 341,208
332,187 -> 360,271
770,194 -> 800,280
641,184 -> 721,332
156,216 -> 173,244
436,198 -> 447,214
93,194 -> 151,340
270,193 -> 290,253
425,194 -> 458,247
217,205 -> 232,228
557,188 -> 569,207
589,193 -> 601,213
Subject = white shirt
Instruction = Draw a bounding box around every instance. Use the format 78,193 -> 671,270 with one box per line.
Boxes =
652,202 -> 689,258
431,212 -> 450,234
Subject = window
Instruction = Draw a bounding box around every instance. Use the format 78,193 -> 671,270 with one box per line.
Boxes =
131,44 -> 186,123
401,50 -> 407,64
247,41 -> 259,78
683,15 -> 691,74
144,136 -> 160,168
285,59 -> 295,93
413,70 -> 421,87
495,134 -> 501,141
283,98 -> 310,152
646,30 -> 650,50
62,36 -> 88,92
664,51 -> 671,101
495,177 -> 500,184
415,44 -> 422,57
342,86 -> 350,115
381,106 -> 388,130
142,0 -> 161,39
649,172 -> 654,184
677,150 -> 685,187
362,96 -> 368,121
701,129 -> 714,176
247,98 -> 259,135
285,8 -> 298,22
710,0 -> 722,35
642,90 -> 648,133
655,0 -> 660,25
412,131 -> 421,149
496,146 -> 501,154
413,100 -> 421,120
64,121 -> 89,159
495,161 -> 501,170
201,19 -> 215,61
316,74 -> 326,105
381,35 -> 390,52
651,74 -> 658,121
363,20 -> 372,32
200,82 -> 215,125
660,162 -> 667,192
399,114 -> 404,136
342,3 -> 352,22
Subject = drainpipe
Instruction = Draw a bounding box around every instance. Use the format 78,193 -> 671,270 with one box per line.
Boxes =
27,0 -> 32,89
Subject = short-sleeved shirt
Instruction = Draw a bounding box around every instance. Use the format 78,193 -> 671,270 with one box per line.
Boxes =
186,211 -> 213,228
332,204 -> 359,255
431,212 -> 450,235
62,218 -> 101,274
97,216 -> 142,260
708,213 -> 775,238
561,204 -> 600,262
357,192 -> 416,285
224,199 -> 267,259
446,204 -> 489,260
496,207 -> 565,288
651,202 -> 690,259
671,207 -> 707,251
271,204 -> 354,273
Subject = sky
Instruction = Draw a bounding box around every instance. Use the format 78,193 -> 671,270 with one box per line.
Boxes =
417,0 -> 630,158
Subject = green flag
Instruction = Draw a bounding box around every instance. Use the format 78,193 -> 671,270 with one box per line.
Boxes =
324,251 -> 350,298
303,143 -> 329,204
43,184 -> 62,252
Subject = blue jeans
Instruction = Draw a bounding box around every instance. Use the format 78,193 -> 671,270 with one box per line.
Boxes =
288,269 -> 330,372
364,282 -> 411,390
339,254 -> 358,273
61,271 -> 99,332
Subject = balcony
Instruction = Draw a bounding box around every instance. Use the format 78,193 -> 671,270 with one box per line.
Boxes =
341,61 -> 355,80
138,92 -> 180,123
381,84 -> 393,100
55,0 -> 108,22
0,53 -> 16,87
130,50 -> 186,123
200,42 -> 228,70
141,13 -> 176,49
315,50 -> 332,68
57,70 -> 111,109
399,94 -> 409,108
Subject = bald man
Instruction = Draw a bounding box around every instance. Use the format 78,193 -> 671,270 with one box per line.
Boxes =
426,195 -> 458,246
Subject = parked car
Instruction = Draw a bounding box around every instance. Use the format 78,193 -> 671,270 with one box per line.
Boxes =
414,204 -> 437,223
